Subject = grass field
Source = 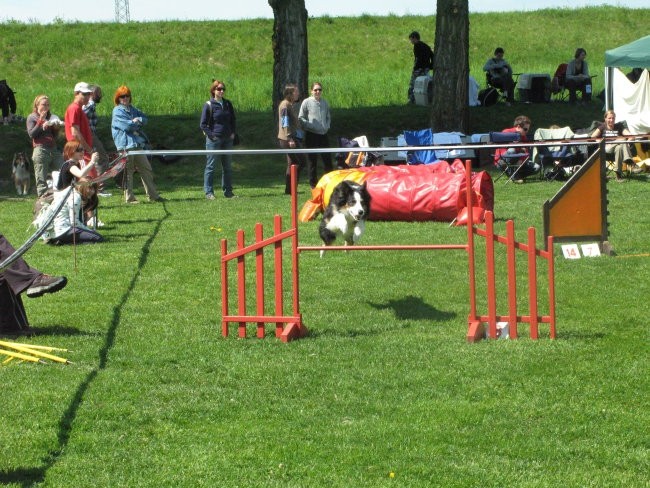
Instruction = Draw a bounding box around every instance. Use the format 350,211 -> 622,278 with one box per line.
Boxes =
1,7 -> 649,487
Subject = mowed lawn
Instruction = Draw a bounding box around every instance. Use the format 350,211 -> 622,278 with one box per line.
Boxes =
1,7 -> 649,487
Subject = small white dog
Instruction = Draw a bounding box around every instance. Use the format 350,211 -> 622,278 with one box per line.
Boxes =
12,152 -> 31,196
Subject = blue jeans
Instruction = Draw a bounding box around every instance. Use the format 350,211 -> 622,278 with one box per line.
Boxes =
205,136 -> 233,196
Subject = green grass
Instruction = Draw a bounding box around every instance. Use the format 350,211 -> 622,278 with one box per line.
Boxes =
1,7 -> 649,487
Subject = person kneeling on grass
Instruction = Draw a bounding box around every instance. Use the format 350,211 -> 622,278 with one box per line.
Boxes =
493,115 -> 540,183
1,233 -> 68,336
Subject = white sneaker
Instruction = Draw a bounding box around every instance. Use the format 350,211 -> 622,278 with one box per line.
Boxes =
86,218 -> 105,227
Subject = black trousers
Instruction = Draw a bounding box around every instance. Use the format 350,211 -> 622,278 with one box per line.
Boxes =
305,131 -> 333,188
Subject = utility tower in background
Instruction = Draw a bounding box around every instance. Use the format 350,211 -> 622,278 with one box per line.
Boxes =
115,0 -> 130,22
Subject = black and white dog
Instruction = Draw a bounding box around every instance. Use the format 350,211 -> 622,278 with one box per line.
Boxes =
319,180 -> 370,257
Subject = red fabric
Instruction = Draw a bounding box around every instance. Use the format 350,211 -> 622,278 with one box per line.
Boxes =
351,163 -> 493,222
493,126 -> 527,165
65,102 -> 93,150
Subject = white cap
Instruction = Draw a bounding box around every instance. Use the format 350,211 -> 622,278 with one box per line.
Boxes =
74,82 -> 93,94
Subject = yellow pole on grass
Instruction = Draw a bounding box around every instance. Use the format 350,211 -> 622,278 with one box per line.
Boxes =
0,340 -> 70,353
0,341 -> 70,364
0,348 -> 43,363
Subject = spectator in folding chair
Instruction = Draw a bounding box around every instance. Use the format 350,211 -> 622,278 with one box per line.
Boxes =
565,48 -> 593,105
590,110 -> 635,182
493,115 -> 540,183
1,232 -> 68,336
483,47 -> 516,106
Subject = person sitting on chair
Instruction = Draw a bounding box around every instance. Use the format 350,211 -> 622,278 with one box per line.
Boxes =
565,48 -> 592,104
1,232 -> 68,336
483,47 -> 515,106
494,115 -> 540,182
590,110 -> 635,182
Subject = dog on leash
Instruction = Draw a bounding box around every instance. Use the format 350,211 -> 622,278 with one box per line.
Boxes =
12,152 -> 31,196
319,180 -> 370,258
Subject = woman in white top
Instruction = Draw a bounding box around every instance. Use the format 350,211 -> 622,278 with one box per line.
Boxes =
47,141 -> 103,245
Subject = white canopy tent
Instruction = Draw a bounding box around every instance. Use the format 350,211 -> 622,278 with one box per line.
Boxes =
604,35 -> 650,134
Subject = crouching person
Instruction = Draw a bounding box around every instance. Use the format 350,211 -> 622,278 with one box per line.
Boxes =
33,141 -> 104,246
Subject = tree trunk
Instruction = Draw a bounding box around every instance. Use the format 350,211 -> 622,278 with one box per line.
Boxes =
269,0 -> 309,115
430,0 -> 469,133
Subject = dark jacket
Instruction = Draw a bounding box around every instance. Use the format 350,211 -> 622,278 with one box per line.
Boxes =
413,41 -> 433,71
199,98 -> 236,140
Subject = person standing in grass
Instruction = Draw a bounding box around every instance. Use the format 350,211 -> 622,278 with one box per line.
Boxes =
407,31 -> 433,104
26,94 -> 65,197
83,84 -> 110,185
111,85 -> 164,204
299,82 -> 332,188
277,84 -> 305,194
0,79 -> 17,125
200,80 -> 237,200
65,82 -> 97,179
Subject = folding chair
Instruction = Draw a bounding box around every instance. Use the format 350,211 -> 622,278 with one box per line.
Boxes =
337,135 -> 369,168
403,129 -> 438,165
551,63 -> 568,101
532,126 -> 578,180
486,72 -> 522,104
489,131 -> 532,183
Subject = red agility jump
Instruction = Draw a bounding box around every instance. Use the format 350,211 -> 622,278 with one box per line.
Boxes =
220,163 -> 556,342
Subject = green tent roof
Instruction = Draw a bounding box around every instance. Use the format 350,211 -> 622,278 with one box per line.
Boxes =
605,35 -> 650,68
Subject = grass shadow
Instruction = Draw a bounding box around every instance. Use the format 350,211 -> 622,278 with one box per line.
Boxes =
0,203 -> 171,487
368,294 -> 456,322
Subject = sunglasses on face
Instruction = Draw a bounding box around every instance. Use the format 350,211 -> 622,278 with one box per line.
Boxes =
313,88 -> 322,92
215,87 -> 226,92
119,94 -> 130,99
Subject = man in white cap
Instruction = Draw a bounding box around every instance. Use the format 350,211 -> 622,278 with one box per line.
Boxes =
65,82 -> 97,178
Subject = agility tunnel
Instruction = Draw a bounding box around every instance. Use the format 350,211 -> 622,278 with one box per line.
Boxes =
299,161 -> 494,225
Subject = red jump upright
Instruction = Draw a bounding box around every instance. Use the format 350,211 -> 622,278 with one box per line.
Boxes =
220,162 -> 556,342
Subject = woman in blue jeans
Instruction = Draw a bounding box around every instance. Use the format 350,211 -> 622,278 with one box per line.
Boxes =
199,80 -> 237,199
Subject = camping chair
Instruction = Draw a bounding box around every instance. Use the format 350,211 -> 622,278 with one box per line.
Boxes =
403,129 -> 438,164
551,63 -> 568,101
336,135 -> 377,168
532,126 -> 579,180
486,72 -> 522,104
489,131 -> 533,183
